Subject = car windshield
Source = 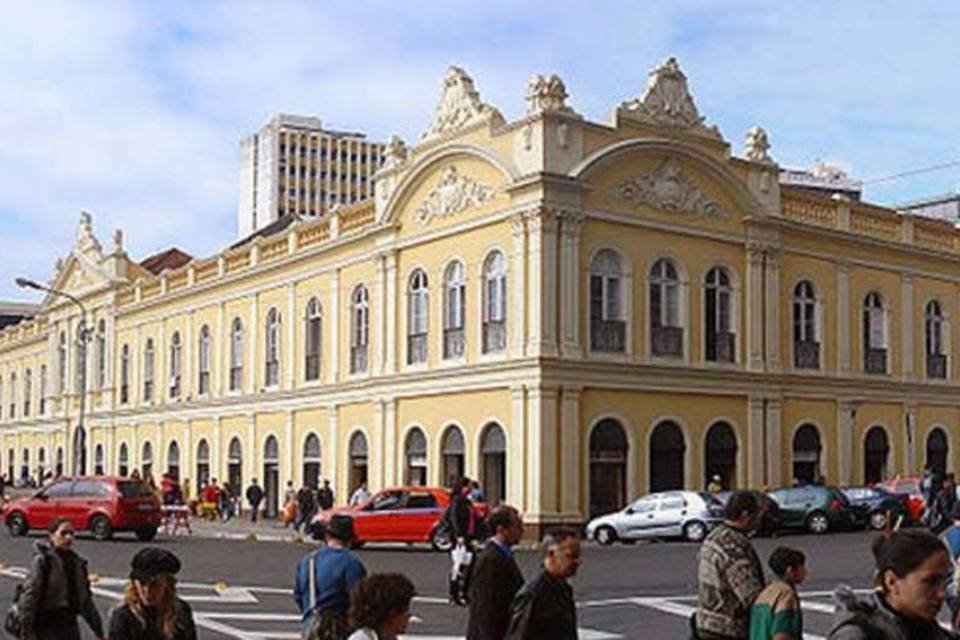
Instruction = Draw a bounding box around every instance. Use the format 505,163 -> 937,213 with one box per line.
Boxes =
118,482 -> 154,498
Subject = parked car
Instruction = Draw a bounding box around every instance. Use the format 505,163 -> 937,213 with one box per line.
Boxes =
714,490 -> 782,536
878,476 -> 925,523
585,491 -> 724,544
840,485 -> 908,530
2,476 -> 161,541
311,486 -> 489,551
767,485 -> 857,534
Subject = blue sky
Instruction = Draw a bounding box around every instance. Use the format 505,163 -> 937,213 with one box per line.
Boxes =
2,1 -> 959,300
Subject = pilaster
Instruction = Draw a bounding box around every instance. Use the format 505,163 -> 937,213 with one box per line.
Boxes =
764,250 -> 781,371
384,251 -> 398,374
286,285 -> 296,390
837,401 -> 856,484
509,385 -> 527,509
328,270 -> 340,384
904,404 -> 917,474
559,386 -> 582,520
372,399 -> 385,490
284,410 -> 294,486
837,263 -> 851,374
765,398 -> 782,487
524,207 -> 560,357
247,298 -> 258,392
746,248 -> 765,372
901,274 -> 914,380
372,255 -> 386,376
747,396 -> 764,487
510,214 -> 527,358
246,415 -> 256,487
525,386 -> 559,521
558,211 -> 584,359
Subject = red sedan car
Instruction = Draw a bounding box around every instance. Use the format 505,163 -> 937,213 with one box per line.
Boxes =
3,476 -> 161,541
879,476 -> 925,523
312,486 -> 489,550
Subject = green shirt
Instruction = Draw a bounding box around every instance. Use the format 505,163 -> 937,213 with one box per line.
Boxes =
749,579 -> 803,640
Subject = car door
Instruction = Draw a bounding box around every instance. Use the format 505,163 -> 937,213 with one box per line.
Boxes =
654,493 -> 687,536
358,490 -> 404,541
70,479 -> 112,530
401,490 -> 442,542
770,489 -> 802,528
29,480 -> 73,531
619,496 -> 660,538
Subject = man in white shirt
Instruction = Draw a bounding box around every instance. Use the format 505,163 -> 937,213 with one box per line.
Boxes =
349,481 -> 371,506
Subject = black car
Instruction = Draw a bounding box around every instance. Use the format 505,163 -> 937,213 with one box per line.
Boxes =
767,485 -> 859,534
840,485 -> 908,531
714,490 -> 781,537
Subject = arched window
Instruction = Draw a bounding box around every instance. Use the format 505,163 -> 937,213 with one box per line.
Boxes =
118,442 -> 129,477
265,308 -> 280,387
94,444 -> 104,476
141,441 -> 154,479
55,446 -> 64,477
482,251 -> 508,354
227,437 -> 243,495
589,419 -> 628,518
350,286 -> 369,374
39,365 -> 47,415
407,270 -> 429,365
169,331 -> 182,398
793,281 -> 819,369
864,426 -> 889,484
167,441 -> 180,479
443,261 -> 466,359
480,423 -> 507,505
119,345 -> 130,404
704,422 -> 737,489
305,298 -> 323,381
650,259 -> 683,357
441,426 -> 465,484
404,428 -> 428,486
927,428 -> 949,476
349,432 -> 369,493
75,323 -> 87,394
863,292 -> 887,374
589,249 -> 625,352
58,331 -> 67,394
649,421 -> 685,491
303,434 -> 321,489
196,440 -> 210,488
22,368 -> 31,418
704,267 -> 734,363
925,300 -> 947,379
230,318 -> 243,391
143,338 -> 155,401
198,325 -> 211,394
96,319 -> 106,389
792,424 -> 822,484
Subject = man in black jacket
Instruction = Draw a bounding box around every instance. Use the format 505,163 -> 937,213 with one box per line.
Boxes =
466,505 -> 525,640
245,479 -> 264,523
505,527 -> 581,640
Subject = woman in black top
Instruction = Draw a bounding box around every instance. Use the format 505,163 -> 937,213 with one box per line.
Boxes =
108,548 -> 196,640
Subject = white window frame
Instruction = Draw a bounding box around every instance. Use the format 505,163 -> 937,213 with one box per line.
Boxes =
169,331 -> 182,399
230,318 -> 243,392
264,308 -> 281,388
304,298 -> 323,382
406,269 -> 429,366
198,325 -> 211,396
480,250 -> 508,357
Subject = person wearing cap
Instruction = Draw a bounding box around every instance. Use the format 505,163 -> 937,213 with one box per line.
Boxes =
940,501 -> 960,627
294,514 -> 367,639
107,547 -> 196,640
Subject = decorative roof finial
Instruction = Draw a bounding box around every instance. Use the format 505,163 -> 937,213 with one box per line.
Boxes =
113,229 -> 125,253
525,74 -> 576,115
421,66 -> 501,141
381,135 -> 408,171
744,126 -> 773,163
618,57 -> 721,139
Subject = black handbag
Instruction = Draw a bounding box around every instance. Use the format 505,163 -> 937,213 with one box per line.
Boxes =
4,583 -> 25,636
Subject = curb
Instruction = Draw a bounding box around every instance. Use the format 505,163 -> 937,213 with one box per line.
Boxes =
164,529 -> 321,544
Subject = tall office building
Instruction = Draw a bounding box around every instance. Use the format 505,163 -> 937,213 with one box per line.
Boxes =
237,114 -> 385,238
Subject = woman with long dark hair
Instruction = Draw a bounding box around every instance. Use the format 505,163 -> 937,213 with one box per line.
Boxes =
108,548 -> 196,640
829,530 -> 953,639
347,573 -> 416,640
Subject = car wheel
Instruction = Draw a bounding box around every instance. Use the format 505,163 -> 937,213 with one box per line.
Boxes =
806,511 -> 829,534
594,525 -> 618,546
431,527 -> 454,552
90,515 -> 113,541
683,521 -> 708,542
135,526 -> 158,542
7,512 -> 28,537
869,510 -> 889,531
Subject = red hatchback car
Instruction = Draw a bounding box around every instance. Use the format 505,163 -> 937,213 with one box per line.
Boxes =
312,486 -> 489,550
3,476 -> 161,541
879,476 -> 925,523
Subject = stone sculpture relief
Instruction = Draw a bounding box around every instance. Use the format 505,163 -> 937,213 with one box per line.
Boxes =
614,158 -> 727,218
421,66 -> 500,141
744,126 -> 772,163
525,74 -> 577,115
414,166 -> 493,225
619,57 -> 722,139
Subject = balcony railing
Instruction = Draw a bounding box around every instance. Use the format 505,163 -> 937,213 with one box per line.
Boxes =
351,345 -> 368,374
482,321 -> 507,354
864,348 -> 887,375
794,340 -> 821,369
927,353 -> 947,379
444,328 -> 465,359
305,354 -> 321,381
651,325 -> 684,357
590,320 -> 626,353
408,333 -> 428,365
708,331 -> 736,363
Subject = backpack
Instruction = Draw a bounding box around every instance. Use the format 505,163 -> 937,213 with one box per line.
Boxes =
4,551 -> 49,636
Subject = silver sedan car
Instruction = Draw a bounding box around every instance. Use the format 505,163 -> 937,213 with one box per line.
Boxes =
585,490 -> 724,544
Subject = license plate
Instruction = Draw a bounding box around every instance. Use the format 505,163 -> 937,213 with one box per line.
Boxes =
138,504 -> 155,511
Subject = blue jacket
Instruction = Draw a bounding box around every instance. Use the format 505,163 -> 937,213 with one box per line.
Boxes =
293,546 -> 366,623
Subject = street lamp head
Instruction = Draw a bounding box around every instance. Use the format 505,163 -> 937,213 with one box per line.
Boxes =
14,277 -> 43,291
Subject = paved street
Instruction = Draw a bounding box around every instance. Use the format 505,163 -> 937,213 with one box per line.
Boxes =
0,528 -> 885,639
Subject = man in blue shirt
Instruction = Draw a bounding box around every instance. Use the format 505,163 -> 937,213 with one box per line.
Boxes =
294,514 -> 366,638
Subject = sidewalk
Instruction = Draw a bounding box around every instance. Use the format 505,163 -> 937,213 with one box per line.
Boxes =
169,515 -> 319,544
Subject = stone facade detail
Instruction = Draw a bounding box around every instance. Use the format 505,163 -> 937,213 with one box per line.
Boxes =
525,74 -> 577,115
381,135 -> 408,171
614,158 -> 727,217
414,166 -> 493,225
618,57 -> 721,139
744,126 -> 773,163
421,66 -> 501,141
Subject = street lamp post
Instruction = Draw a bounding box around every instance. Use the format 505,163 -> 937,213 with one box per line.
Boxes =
15,277 -> 91,477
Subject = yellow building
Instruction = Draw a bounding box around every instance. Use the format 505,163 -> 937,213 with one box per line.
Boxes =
3,58 -> 960,528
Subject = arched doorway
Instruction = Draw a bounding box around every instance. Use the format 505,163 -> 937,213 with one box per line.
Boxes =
167,441 -> 180,480
196,440 -> 210,488
650,421 -> 685,491
141,442 -> 153,480
348,432 -> 369,495
440,425 -> 465,486
405,428 -> 428,486
227,437 -> 243,499
927,428 -> 949,476
480,423 -> 506,505
589,418 -> 628,518
864,426 -> 890,484
72,426 -> 86,476
303,434 -> 321,489
704,422 -> 737,490
263,436 -> 280,518
94,445 -> 104,476
792,424 -> 822,484
118,444 -> 129,477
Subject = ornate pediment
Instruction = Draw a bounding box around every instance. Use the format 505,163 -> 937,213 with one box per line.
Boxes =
612,158 -> 727,218
44,212 -> 125,306
414,166 -> 493,225
421,66 -> 502,142
618,57 -> 721,140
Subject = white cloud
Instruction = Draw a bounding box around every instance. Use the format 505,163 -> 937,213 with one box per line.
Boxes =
1,2 -> 960,299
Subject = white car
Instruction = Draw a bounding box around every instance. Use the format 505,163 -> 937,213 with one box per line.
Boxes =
585,491 -> 724,544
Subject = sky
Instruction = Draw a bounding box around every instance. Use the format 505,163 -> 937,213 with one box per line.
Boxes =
2,1 -> 959,301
